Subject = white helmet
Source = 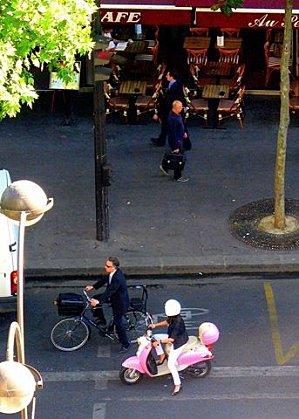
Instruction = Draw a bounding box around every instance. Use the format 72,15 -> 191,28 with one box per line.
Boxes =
165,299 -> 181,316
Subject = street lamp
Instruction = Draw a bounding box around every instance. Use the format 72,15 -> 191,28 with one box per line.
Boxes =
0,180 -> 53,418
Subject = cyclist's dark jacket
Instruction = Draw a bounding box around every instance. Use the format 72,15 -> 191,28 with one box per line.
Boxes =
167,315 -> 188,350
93,268 -> 129,314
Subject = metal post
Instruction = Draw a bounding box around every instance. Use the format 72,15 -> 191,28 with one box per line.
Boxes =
17,211 -> 28,419
17,211 -> 27,360
93,79 -> 109,241
93,1 -> 109,241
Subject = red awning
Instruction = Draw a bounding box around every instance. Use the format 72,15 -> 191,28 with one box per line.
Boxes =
100,1 -> 299,27
100,1 -> 192,25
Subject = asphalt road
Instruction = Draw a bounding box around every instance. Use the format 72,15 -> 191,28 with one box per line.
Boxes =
0,275 -> 298,419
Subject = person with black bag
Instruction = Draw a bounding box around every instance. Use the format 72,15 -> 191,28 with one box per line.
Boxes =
151,70 -> 186,147
160,100 -> 189,183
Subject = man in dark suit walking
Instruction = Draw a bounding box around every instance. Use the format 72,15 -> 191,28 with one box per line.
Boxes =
85,257 -> 130,353
151,70 -> 186,147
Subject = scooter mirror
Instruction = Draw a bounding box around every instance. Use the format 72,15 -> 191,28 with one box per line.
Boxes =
146,329 -> 152,338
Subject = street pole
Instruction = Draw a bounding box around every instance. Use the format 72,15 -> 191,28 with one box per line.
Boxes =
93,0 -> 109,241
17,211 -> 27,362
93,78 -> 109,241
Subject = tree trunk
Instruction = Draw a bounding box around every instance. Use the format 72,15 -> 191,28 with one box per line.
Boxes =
273,0 -> 293,229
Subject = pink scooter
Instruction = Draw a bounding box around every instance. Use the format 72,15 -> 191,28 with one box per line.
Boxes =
119,322 -> 219,385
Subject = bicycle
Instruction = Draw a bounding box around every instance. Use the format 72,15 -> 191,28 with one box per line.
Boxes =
50,285 -> 153,352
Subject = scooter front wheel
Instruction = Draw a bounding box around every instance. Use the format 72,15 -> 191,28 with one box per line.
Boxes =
119,367 -> 143,385
188,360 -> 211,378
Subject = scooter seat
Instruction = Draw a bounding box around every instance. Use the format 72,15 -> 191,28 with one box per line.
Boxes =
164,335 -> 199,355
182,335 -> 199,352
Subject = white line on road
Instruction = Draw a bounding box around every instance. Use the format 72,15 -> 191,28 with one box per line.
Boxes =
93,403 -> 106,419
108,393 -> 299,402
42,366 -> 299,382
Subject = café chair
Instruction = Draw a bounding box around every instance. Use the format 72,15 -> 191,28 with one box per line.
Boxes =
135,93 -> 157,120
289,97 -> 299,115
184,87 -> 208,124
217,85 -> 245,128
104,83 -> 129,123
190,28 -> 209,37
218,48 -> 240,64
187,48 -> 208,66
189,63 -> 214,88
220,28 -> 240,38
264,42 -> 281,86
220,63 -> 245,90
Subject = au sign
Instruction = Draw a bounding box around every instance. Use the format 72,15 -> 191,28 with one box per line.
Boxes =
248,13 -> 299,28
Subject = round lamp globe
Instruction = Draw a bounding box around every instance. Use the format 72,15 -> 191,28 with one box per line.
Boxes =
0,361 -> 36,414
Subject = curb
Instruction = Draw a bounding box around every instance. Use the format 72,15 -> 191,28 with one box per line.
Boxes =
25,262 -> 299,280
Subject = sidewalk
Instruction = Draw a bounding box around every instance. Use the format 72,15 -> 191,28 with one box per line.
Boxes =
0,95 -> 298,278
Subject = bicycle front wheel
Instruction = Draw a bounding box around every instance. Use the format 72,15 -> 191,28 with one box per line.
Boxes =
50,317 -> 90,351
125,311 -> 153,343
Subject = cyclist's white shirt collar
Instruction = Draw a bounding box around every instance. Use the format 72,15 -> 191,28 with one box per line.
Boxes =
109,269 -> 116,284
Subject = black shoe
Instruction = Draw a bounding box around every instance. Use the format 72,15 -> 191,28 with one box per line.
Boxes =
118,344 -> 130,354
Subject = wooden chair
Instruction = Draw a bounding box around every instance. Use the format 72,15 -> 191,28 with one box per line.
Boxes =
184,86 -> 208,124
190,28 -> 209,37
218,48 -> 240,64
264,42 -> 281,86
104,83 -> 129,123
189,63 -> 214,88
289,97 -> 299,115
220,28 -> 240,38
135,93 -> 157,119
220,64 -> 245,90
187,49 -> 208,66
217,85 -> 245,128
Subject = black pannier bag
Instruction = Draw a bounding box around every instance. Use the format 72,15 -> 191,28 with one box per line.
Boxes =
55,293 -> 85,317
129,297 -> 145,312
162,152 -> 186,171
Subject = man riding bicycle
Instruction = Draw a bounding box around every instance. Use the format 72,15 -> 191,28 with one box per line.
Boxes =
85,256 -> 130,353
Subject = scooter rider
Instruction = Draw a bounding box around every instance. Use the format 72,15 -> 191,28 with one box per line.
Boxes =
148,299 -> 188,395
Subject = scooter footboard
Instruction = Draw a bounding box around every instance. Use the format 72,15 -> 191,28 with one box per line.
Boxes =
122,356 -> 145,373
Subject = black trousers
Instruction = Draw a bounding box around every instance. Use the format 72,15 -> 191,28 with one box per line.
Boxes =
93,294 -> 130,348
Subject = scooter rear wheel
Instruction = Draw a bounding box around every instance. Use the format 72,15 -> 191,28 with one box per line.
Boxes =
119,367 -> 143,385
188,360 -> 211,378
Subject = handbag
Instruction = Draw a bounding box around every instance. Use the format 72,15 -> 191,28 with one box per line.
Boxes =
162,152 -> 186,171
183,135 -> 192,151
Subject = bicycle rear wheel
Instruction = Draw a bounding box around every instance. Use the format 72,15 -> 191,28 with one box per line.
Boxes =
51,317 -> 90,351
125,311 -> 153,343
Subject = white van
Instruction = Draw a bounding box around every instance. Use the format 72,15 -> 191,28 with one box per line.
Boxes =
0,169 -> 18,313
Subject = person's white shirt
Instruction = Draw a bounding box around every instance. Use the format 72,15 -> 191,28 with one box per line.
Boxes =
109,269 -> 116,285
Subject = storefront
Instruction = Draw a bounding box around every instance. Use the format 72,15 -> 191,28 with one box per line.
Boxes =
100,0 -> 299,90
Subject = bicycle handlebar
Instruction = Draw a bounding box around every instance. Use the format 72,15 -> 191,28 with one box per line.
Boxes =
83,289 -> 92,302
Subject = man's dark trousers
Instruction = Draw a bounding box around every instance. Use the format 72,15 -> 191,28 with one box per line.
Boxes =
92,269 -> 130,348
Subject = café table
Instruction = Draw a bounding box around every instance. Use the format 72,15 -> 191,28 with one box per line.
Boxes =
183,36 -> 211,49
119,80 -> 147,123
125,40 -> 149,54
217,38 -> 242,49
201,62 -> 233,78
119,80 -> 147,96
202,84 -> 230,128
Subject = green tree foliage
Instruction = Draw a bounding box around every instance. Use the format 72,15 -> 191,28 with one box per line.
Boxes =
211,0 -> 244,15
0,0 -> 97,119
